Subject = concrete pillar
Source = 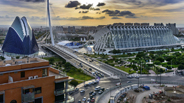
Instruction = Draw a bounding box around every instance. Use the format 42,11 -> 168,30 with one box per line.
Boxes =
65,81 -> 68,103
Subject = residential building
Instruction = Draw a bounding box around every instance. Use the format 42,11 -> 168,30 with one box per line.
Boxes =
0,58 -> 74,103
166,23 -> 179,35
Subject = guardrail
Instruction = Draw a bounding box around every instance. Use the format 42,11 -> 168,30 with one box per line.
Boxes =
96,81 -> 184,103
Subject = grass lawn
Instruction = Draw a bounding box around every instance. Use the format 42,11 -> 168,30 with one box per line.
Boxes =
115,66 -> 136,74
67,71 -> 94,83
43,57 -> 63,62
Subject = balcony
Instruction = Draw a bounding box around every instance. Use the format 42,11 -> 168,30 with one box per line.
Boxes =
54,89 -> 65,96
22,92 -> 35,102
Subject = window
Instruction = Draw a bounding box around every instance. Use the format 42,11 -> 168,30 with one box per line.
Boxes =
0,94 -> 3,102
21,71 -> 25,78
35,87 -> 41,94
10,100 -> 17,103
42,69 -> 47,77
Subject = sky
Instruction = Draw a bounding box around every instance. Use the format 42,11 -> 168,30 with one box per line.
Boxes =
0,0 -> 184,27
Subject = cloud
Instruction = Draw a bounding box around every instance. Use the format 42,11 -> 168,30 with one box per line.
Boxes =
111,17 -> 122,19
97,2 -> 106,6
50,16 -> 105,20
94,8 -> 100,10
65,1 -> 80,8
102,9 -> 137,18
79,4 -> 93,9
79,11 -> 89,13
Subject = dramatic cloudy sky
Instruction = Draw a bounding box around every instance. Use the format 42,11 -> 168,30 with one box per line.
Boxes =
0,0 -> 184,27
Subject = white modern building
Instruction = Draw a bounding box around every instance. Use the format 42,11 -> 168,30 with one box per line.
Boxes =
93,24 -> 181,53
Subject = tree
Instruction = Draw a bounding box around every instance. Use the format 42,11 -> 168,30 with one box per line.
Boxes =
154,61 -> 161,65
178,64 -> 184,70
49,58 -> 55,64
156,57 -> 164,62
69,79 -> 79,87
0,56 -> 5,61
16,56 -> 20,59
171,47 -> 174,52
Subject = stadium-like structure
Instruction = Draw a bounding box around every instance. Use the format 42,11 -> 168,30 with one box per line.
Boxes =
94,25 -> 181,53
2,16 -> 39,55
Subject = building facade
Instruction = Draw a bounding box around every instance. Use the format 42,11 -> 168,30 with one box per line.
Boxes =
0,58 -> 74,103
94,24 -> 181,53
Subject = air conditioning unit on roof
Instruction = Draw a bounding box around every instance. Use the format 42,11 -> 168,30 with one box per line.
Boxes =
28,76 -> 33,80
34,75 -> 38,79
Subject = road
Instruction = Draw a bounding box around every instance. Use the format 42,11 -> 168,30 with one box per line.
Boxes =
73,75 -> 184,103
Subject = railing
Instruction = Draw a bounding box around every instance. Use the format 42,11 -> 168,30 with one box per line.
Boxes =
22,93 -> 35,102
54,89 -> 65,96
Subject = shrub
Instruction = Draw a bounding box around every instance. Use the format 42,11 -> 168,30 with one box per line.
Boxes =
69,79 -> 79,87
178,64 -> 184,70
156,57 -> 164,62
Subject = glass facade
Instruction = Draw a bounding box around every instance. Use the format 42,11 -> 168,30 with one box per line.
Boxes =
94,25 -> 179,52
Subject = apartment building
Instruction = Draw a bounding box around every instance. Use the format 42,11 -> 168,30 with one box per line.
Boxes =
0,58 -> 74,103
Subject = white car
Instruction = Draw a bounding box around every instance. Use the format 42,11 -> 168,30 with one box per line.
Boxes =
82,97 -> 86,102
80,89 -> 85,93
87,98 -> 90,102
95,86 -> 101,91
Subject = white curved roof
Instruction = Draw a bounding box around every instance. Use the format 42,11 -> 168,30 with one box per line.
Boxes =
57,41 -> 72,46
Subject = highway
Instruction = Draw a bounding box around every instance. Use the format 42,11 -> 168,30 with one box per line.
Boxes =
42,45 -> 112,77
43,44 -> 128,78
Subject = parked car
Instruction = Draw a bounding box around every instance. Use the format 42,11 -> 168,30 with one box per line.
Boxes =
98,90 -> 103,94
89,91 -> 93,95
87,98 -> 90,102
88,82 -> 92,85
82,97 -> 86,102
116,82 -> 121,86
127,81 -> 131,83
80,89 -> 85,93
78,100 -> 81,103
84,84 -> 88,87
89,68 -> 92,71
90,95 -> 93,99
95,86 -> 101,91
90,98 -> 95,103
92,92 -> 96,96
75,88 -> 79,92
101,88 -> 105,91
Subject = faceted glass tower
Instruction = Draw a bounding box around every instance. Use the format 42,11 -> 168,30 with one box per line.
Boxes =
2,16 -> 39,55
94,25 -> 180,52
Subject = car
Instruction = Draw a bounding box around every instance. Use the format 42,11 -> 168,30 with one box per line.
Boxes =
80,89 -> 85,93
101,88 -> 105,91
89,91 -> 93,95
87,98 -> 90,102
90,95 -> 93,99
92,92 -> 96,96
90,98 -> 95,103
91,81 -> 95,84
95,86 -> 101,91
78,100 -> 81,103
116,82 -> 121,86
75,88 -> 79,92
106,88 -> 109,91
88,82 -> 92,85
98,90 -> 103,94
127,81 -> 131,83
84,84 -> 88,87
135,76 -> 139,79
82,97 -> 87,102
89,68 -> 92,71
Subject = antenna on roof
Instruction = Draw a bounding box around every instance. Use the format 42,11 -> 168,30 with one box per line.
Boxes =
47,0 -> 55,46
